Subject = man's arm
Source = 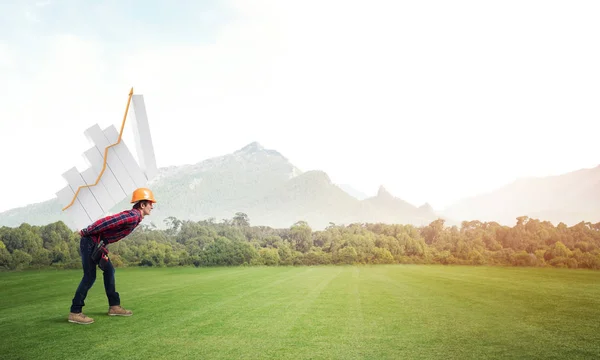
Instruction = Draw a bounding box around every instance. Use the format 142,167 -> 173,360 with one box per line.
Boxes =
80,211 -> 140,237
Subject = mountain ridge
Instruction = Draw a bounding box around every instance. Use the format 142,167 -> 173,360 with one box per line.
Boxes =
1,142 -> 598,229
0,142 -> 446,230
441,164 -> 600,225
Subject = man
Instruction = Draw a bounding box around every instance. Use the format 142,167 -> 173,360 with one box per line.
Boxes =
68,187 -> 156,325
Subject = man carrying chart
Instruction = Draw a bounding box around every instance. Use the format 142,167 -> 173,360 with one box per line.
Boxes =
67,187 -> 156,325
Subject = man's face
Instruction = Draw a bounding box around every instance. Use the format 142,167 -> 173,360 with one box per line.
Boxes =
141,201 -> 154,216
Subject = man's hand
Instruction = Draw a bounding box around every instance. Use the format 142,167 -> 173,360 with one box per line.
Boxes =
99,254 -> 109,271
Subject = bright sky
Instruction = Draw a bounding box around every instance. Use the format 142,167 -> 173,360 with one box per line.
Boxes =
1,0 -> 599,214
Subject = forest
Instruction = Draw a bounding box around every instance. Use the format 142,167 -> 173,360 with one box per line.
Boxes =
1,213 -> 600,271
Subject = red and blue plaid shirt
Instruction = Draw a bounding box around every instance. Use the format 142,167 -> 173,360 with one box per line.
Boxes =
80,209 -> 143,245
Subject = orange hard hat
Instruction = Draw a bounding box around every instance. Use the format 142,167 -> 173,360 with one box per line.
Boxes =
131,188 -> 157,204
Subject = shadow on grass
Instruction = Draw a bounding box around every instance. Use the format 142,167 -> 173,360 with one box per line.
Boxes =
49,315 -> 95,325
50,311 -> 124,324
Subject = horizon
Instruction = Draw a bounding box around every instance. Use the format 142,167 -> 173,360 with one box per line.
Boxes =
1,0 -> 599,213
1,138 -> 598,214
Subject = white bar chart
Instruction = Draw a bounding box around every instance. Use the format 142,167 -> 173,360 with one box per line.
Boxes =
55,91 -> 158,230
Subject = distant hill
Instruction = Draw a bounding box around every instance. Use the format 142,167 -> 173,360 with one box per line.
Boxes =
442,165 -> 600,226
0,198 -> 66,228
0,142 -> 444,230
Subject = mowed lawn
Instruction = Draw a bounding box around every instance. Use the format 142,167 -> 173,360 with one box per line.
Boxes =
1,265 -> 600,359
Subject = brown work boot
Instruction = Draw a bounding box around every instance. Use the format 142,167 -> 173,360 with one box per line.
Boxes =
68,312 -> 94,324
108,305 -> 133,316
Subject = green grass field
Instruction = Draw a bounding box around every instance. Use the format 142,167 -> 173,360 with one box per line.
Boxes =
1,265 -> 599,359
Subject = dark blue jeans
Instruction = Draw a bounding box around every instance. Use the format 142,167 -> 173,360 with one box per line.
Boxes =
70,236 -> 120,313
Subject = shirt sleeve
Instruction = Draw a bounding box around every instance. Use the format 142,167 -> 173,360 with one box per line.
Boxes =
80,211 -> 139,237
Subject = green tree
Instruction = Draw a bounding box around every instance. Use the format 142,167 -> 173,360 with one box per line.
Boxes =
257,248 -> 280,265
290,221 -> 312,253
232,212 -> 250,227
164,216 -> 183,235
10,249 -> 32,270
0,241 -> 12,269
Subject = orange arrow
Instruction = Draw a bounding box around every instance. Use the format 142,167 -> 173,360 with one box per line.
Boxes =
62,87 -> 134,211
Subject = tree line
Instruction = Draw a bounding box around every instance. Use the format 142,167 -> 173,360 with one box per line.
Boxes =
1,213 -> 600,270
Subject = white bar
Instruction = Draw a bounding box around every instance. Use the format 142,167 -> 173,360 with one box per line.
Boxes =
81,167 -> 115,213
56,185 -> 92,230
131,94 -> 158,180
83,147 -> 128,203
103,125 -> 147,188
83,124 -> 137,196
62,167 -> 105,223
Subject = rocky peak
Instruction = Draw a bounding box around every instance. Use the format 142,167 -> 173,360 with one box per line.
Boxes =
419,202 -> 434,212
304,170 -> 332,184
377,185 -> 393,199
235,141 -> 265,155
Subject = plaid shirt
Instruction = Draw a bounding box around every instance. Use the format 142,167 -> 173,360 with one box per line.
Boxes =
80,209 -> 143,245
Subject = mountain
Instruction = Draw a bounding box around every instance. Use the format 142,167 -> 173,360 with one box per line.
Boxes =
359,186 -> 437,225
337,184 -> 370,200
0,142 -> 443,230
0,198 -> 65,228
442,165 -> 600,226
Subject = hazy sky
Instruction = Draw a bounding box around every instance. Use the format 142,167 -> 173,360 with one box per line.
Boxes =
1,0 -> 599,214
